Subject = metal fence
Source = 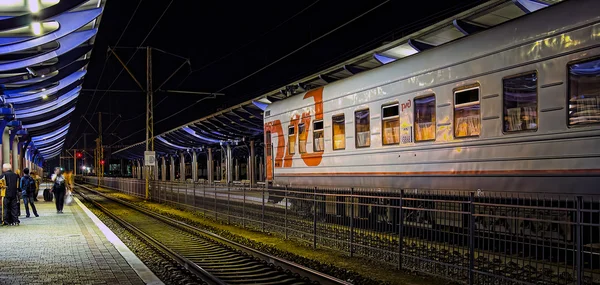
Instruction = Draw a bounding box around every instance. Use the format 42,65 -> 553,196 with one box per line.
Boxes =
79,176 -> 600,285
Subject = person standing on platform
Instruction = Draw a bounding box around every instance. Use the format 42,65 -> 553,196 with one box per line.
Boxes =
20,168 -> 38,218
30,172 -> 40,201
51,167 -> 66,214
1,163 -> 20,225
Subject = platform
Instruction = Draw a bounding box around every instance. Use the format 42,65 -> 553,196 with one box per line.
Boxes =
0,192 -> 162,285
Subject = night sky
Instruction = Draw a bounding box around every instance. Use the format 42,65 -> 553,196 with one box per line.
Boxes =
66,0 -> 483,155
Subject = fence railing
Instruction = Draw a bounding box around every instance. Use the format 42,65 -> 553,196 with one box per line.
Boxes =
79,176 -> 600,285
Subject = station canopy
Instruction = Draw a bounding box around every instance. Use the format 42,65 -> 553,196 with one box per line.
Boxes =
0,0 -> 106,161
113,0 -> 562,161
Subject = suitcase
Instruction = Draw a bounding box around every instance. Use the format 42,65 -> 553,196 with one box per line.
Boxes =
43,188 -> 53,202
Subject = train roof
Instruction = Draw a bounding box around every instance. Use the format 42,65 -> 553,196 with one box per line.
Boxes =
266,0 -> 599,117
113,0 -> 573,159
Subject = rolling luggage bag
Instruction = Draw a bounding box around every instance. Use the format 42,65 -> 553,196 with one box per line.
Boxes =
43,188 -> 53,202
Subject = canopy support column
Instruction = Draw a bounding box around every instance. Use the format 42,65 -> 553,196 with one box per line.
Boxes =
192,150 -> 198,182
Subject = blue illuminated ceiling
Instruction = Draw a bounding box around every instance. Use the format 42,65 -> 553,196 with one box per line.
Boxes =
0,0 -> 106,162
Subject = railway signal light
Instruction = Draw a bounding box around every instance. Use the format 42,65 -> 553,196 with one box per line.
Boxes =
100,160 -> 105,165
76,152 -> 82,158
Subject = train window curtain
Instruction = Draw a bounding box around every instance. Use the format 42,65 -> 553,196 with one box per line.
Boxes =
503,72 -> 538,132
382,104 -> 400,145
454,86 -> 481,138
332,114 -> 345,150
414,95 -> 436,141
568,57 -> 600,126
355,109 -> 371,148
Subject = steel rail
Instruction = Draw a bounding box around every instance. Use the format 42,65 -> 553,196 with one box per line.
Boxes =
75,183 -> 350,285
76,188 -> 223,285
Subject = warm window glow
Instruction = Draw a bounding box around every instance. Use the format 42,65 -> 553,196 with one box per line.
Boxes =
298,123 -> 308,153
568,57 -> 600,126
313,120 -> 324,152
454,87 -> 480,138
355,109 -> 370,147
332,114 -> 345,150
414,95 -> 436,141
288,126 -> 295,155
382,104 -> 399,145
503,72 -> 538,132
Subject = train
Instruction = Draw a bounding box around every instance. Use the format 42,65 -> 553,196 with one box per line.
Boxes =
263,0 -> 600,194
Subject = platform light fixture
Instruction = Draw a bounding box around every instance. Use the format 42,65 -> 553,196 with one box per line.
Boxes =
31,21 -> 42,36
28,0 -> 40,13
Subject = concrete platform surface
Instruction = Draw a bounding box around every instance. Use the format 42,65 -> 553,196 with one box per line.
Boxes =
0,193 -> 162,285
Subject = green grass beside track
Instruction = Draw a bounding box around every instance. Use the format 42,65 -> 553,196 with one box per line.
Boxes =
89,186 -> 455,285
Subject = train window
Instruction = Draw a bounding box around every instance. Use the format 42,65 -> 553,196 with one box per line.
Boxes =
503,72 -> 538,132
454,86 -> 481,138
332,114 -> 345,150
414,95 -> 436,141
298,123 -> 308,153
382,104 -> 400,145
288,125 -> 295,155
313,120 -> 324,152
568,57 -> 600,126
266,131 -> 272,156
355,109 -> 370,148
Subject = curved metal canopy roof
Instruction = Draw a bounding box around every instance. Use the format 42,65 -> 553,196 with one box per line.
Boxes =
113,0 -> 562,161
0,0 -> 106,162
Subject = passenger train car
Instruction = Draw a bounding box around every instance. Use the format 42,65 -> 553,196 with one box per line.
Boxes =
263,0 -> 600,194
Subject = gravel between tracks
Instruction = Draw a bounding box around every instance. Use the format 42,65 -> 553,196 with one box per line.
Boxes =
77,195 -> 208,285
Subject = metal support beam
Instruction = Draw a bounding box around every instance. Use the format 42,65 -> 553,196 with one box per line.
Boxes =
11,135 -> 18,173
161,156 -> 166,181
207,148 -> 213,184
153,159 -> 158,181
109,47 -> 145,91
162,90 -> 225,96
192,150 -> 198,182
170,156 -> 175,182
407,39 -> 435,52
343,64 -> 363,75
80,115 -> 98,134
452,19 -> 485,35
234,158 -> 239,181
250,140 -> 255,186
145,46 -> 154,200
319,74 -> 336,84
179,152 -> 185,182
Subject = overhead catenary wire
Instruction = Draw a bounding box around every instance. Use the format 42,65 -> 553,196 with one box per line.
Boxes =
153,0 -> 390,129
69,0 -> 145,150
109,95 -> 213,147
89,0 -> 174,117
74,0 -> 174,151
230,0 -> 481,102
175,0 -> 322,89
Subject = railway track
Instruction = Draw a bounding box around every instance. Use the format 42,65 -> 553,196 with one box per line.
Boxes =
75,184 -> 350,285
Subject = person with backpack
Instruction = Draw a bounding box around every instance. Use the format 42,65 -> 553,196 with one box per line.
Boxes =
20,168 -> 38,218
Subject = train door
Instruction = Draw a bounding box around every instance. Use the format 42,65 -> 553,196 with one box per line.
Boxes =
265,131 -> 273,181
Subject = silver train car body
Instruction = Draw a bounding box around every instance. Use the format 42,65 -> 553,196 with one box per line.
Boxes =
263,0 -> 600,194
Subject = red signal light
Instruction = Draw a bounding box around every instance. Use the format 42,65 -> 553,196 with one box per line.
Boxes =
100,160 -> 105,165
76,152 -> 82,158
